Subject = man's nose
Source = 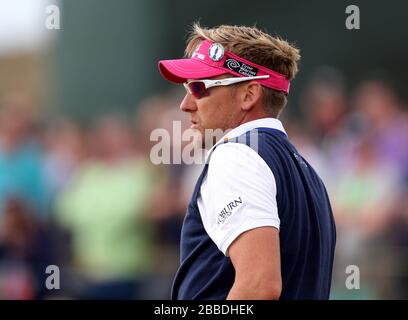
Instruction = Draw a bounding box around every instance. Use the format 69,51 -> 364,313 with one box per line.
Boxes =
180,93 -> 198,113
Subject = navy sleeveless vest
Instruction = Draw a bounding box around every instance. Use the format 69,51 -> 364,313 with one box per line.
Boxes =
171,128 -> 336,300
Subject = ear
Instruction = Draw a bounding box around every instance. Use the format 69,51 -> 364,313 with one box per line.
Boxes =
239,81 -> 263,111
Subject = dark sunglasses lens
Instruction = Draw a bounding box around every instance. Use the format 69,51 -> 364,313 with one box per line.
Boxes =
188,82 -> 206,99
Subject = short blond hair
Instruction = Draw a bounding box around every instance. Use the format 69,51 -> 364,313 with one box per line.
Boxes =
185,23 -> 301,117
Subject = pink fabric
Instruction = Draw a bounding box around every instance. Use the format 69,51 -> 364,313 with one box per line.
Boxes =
158,40 -> 290,94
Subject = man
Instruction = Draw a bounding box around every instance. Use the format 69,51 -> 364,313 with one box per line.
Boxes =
158,24 -> 336,300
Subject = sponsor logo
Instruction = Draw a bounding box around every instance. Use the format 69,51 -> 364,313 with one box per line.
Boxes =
192,52 -> 205,60
217,197 -> 243,225
192,43 -> 205,60
223,58 -> 259,77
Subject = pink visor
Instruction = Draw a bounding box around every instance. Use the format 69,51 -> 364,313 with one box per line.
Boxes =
158,40 -> 290,94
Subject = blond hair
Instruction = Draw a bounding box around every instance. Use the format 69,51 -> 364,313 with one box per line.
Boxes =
185,23 -> 301,117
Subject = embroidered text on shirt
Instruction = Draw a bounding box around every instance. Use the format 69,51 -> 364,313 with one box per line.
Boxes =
217,197 -> 243,225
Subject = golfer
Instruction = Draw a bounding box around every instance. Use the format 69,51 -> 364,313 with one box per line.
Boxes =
158,24 -> 336,300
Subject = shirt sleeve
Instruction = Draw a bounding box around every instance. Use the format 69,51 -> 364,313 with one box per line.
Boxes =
197,142 -> 280,257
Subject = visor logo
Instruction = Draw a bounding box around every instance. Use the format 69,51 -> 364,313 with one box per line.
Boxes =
208,43 -> 225,62
192,43 -> 205,60
224,58 -> 259,77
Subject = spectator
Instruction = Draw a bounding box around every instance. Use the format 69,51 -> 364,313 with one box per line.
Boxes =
55,114 -> 157,299
0,95 -> 51,221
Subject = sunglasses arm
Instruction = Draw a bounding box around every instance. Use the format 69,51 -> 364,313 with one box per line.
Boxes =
204,75 -> 270,89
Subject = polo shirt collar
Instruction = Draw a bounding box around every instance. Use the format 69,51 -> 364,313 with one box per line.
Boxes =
205,117 -> 287,162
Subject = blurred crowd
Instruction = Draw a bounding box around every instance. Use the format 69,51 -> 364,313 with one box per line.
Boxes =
0,67 -> 407,299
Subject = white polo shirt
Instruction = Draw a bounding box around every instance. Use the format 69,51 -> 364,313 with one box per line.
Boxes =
197,118 -> 285,256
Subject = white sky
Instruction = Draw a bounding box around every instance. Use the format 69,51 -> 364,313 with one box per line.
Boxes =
0,0 -> 58,55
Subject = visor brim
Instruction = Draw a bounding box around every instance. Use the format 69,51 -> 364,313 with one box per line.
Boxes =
158,59 -> 227,83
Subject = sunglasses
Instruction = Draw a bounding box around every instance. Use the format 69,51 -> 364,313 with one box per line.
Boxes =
183,75 -> 270,99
